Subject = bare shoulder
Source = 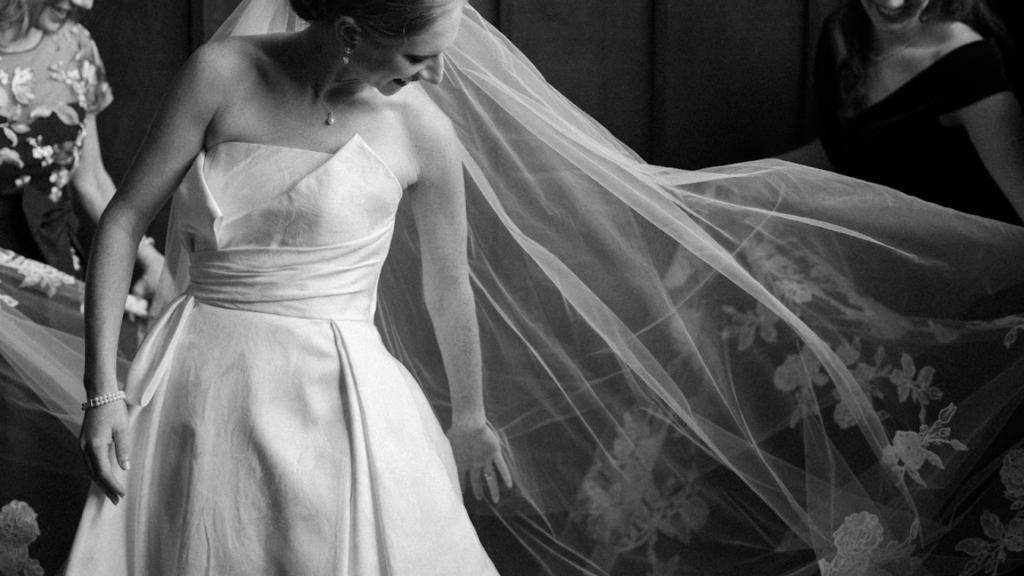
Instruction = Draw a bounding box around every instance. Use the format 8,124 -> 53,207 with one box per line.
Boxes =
182,36 -> 300,146
398,86 -> 461,180
180,37 -> 265,99
403,87 -> 459,149
145,39 -> 263,142
945,21 -> 985,45
930,21 -> 985,58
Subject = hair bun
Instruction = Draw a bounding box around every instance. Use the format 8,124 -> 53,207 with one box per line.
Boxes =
287,0 -> 445,39
288,0 -> 328,22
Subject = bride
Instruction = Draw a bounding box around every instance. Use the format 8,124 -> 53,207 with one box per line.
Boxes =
1,0 -> 1022,574
69,0 -> 507,573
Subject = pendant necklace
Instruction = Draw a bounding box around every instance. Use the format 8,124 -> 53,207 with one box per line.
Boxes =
312,79 -> 336,126
310,47 -> 354,127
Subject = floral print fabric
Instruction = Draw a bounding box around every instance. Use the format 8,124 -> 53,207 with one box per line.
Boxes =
0,22 -> 112,276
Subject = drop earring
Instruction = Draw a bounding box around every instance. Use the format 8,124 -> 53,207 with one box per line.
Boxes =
342,46 -> 352,66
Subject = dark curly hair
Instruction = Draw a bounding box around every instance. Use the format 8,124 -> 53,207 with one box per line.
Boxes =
288,0 -> 451,41
835,0 -> 1014,113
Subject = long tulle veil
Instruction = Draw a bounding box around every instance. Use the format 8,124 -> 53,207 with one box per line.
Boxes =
2,0 -> 1022,574
209,2 -> 1024,573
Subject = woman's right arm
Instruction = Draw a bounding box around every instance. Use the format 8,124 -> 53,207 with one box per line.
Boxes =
80,42 -> 235,504
955,91 -> 1024,222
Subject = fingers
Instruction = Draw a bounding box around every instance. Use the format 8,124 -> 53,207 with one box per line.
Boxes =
471,459 -> 512,504
85,439 -> 125,504
481,463 -> 500,504
448,422 -> 515,503
493,453 -> 513,489
80,407 -> 130,505
469,464 -> 485,501
112,426 -> 132,471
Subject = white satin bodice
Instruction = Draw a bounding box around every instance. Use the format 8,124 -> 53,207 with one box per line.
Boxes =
168,135 -> 403,322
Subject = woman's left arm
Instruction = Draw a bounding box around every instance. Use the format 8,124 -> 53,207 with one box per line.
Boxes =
408,103 -> 512,504
955,91 -> 1024,222
72,114 -> 164,296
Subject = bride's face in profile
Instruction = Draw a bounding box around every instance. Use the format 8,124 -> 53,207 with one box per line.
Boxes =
858,0 -> 931,33
347,0 -> 463,96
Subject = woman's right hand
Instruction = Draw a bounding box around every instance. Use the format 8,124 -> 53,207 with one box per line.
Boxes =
79,400 -> 131,504
446,420 -> 513,504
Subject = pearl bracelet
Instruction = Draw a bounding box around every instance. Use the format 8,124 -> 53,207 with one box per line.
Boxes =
82,390 -> 126,411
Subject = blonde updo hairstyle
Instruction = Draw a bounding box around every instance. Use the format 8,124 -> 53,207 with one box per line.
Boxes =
288,0 -> 451,42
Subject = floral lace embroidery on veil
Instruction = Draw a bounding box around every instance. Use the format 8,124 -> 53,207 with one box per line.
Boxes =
955,450 -> 1024,576
0,501 -> 44,576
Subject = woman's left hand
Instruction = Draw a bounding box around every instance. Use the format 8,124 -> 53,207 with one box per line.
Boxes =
446,421 -> 513,503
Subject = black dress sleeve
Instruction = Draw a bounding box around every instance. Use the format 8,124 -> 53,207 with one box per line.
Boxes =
931,40 -> 1011,112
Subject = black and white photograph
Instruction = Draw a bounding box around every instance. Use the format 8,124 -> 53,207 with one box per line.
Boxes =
2,1 -> 1023,574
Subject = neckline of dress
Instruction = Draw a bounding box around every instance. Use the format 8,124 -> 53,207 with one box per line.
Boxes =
208,136 -> 349,157
204,134 -> 403,190
0,29 -> 44,55
853,39 -> 988,118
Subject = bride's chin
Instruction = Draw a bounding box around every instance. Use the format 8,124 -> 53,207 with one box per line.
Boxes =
378,80 -> 410,96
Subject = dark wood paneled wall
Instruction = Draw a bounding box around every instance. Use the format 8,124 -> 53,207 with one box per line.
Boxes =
652,0 -> 830,167
83,1 -> 194,184
480,0 -> 839,167
496,0 -> 655,158
85,0 -> 839,188
81,1 -> 199,245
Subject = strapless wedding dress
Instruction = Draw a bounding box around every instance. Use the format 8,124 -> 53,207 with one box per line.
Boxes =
64,136 -> 498,575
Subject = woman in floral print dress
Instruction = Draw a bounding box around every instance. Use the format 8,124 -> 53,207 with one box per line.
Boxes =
0,0 -> 160,289
0,2 -> 154,572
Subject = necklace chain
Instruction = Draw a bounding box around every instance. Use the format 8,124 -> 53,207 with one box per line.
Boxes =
312,80 -> 335,126
869,35 -> 919,61
309,46 -> 355,127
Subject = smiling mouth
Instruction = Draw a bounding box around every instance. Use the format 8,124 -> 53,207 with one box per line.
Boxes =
870,3 -> 913,22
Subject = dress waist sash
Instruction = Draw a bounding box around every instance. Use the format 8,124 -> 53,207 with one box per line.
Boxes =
186,241 -> 386,323
129,239 -> 388,407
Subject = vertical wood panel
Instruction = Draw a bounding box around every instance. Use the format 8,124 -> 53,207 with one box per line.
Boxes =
800,0 -> 842,140
83,1 -> 195,245
652,0 -> 809,168
474,0 -> 500,26
201,0 -> 244,43
83,2 -> 192,183
500,0 -> 654,157
88,0 -> 831,182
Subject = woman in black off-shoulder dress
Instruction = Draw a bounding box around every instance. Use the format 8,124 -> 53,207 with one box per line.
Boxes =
786,0 -> 1024,227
